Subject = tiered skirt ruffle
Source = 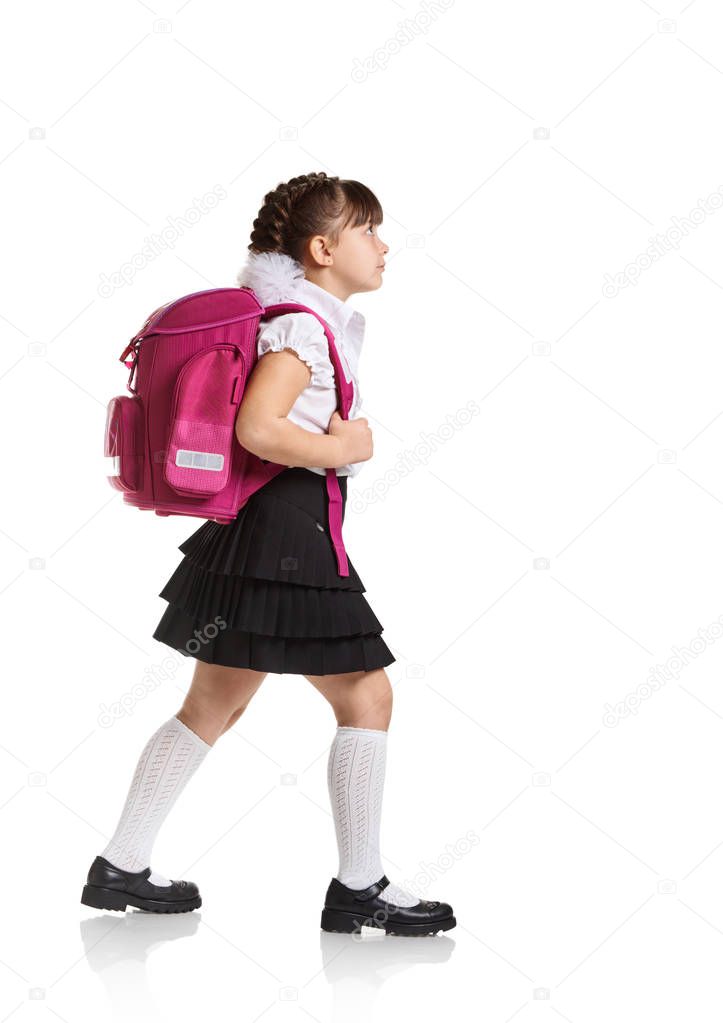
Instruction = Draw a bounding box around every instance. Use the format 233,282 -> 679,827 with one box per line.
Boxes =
152,468 -> 396,675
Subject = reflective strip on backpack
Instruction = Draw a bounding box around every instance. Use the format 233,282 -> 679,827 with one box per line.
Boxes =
175,449 -> 225,471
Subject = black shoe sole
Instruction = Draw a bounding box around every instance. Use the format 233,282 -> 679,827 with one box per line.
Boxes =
320,907 -> 456,936
80,883 -> 201,914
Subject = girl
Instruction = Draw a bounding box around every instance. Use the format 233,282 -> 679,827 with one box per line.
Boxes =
81,172 -> 456,936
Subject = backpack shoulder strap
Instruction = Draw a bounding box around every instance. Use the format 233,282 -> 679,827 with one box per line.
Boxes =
261,301 -> 352,577
261,302 -> 353,420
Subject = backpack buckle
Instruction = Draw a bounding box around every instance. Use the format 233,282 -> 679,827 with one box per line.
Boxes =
120,338 -> 141,369
120,339 -> 142,394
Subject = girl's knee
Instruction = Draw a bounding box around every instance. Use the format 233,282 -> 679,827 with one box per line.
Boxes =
304,666 -> 393,729
343,669 -> 393,729
178,664 -> 267,742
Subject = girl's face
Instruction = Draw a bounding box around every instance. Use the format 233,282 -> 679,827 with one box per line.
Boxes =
306,218 -> 390,301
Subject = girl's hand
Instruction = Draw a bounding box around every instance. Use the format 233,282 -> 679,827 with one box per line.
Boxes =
328,411 -> 373,464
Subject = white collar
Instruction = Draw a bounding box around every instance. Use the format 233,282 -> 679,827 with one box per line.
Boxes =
236,250 -> 365,367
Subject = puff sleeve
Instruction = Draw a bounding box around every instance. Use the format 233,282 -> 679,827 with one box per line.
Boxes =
256,312 -> 332,389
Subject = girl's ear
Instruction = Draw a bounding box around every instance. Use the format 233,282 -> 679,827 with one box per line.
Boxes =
307,234 -> 334,267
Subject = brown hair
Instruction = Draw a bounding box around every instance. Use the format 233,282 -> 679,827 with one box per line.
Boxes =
248,172 -> 383,263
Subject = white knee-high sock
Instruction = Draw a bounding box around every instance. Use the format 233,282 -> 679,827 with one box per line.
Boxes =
100,715 -> 211,885
327,725 -> 420,907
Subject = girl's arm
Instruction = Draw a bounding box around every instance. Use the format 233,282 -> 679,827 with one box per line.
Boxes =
235,349 -> 372,469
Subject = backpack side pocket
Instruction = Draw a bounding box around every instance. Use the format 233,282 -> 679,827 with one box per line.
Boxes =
104,395 -> 144,492
164,345 -> 245,497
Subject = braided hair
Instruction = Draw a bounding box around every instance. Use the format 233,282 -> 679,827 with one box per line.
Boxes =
248,172 -> 383,264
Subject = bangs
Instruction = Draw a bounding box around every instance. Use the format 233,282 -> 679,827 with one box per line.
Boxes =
337,180 -> 384,232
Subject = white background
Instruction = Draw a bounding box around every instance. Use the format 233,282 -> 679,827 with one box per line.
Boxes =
3,0 -> 723,1019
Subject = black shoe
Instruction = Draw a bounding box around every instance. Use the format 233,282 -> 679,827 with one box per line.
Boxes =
80,855 -> 202,914
320,875 -> 456,936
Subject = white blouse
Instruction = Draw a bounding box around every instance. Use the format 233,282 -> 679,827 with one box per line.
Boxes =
237,251 -> 367,478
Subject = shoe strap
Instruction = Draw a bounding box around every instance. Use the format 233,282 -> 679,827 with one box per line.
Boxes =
351,875 -> 390,902
98,856 -> 151,881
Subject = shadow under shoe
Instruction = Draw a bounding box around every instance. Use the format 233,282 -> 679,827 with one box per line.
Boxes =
80,855 -> 202,914
320,875 -> 456,936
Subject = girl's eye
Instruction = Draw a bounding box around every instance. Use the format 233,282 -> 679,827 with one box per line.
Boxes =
366,224 -> 375,235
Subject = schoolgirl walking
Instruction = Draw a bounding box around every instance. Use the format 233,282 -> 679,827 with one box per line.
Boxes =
81,172 -> 456,935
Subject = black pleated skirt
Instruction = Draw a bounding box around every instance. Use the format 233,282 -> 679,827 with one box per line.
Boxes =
151,467 -> 396,675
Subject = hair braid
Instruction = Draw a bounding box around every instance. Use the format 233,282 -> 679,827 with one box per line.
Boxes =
247,171 -> 383,265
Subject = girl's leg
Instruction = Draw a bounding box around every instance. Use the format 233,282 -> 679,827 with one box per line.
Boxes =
99,661 -> 267,882
304,667 -> 393,731
177,660 -> 268,743
304,668 -> 420,907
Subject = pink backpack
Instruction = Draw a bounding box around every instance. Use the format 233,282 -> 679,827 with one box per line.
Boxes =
104,286 -> 353,576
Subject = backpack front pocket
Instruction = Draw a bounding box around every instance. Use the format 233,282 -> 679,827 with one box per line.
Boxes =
104,395 -> 144,492
164,344 -> 245,497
